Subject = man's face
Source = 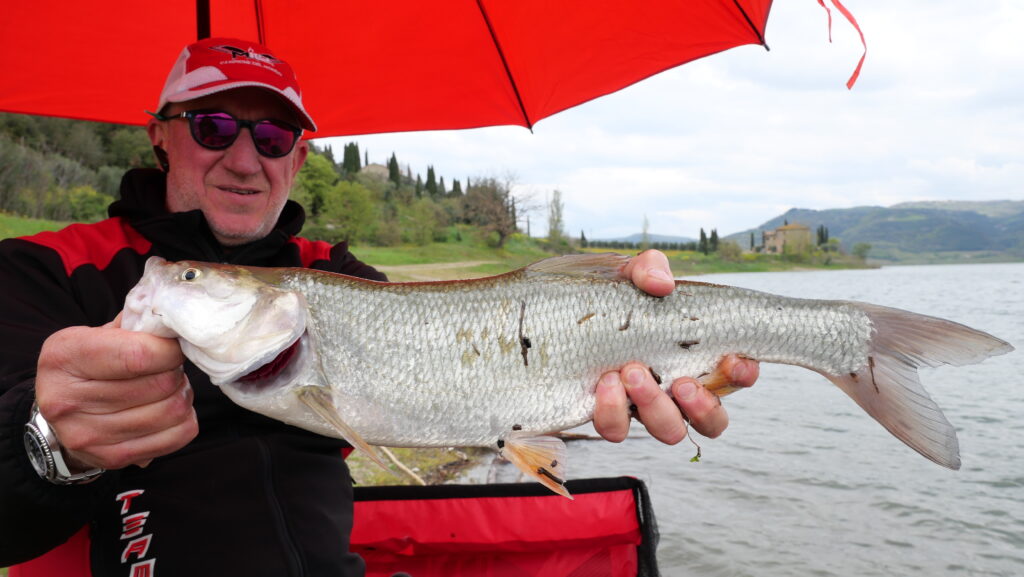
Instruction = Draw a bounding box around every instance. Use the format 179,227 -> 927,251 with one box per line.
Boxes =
147,87 -> 309,246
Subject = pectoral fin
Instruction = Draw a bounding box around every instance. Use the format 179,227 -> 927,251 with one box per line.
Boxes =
500,430 -> 572,499
296,386 -> 389,470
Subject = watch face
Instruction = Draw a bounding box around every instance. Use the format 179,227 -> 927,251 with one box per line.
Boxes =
24,429 -> 52,478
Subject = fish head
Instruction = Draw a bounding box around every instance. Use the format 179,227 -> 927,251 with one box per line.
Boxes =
123,256 -> 307,385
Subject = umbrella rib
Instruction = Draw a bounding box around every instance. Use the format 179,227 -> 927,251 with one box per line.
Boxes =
732,0 -> 770,51
254,0 -> 266,45
474,0 -> 533,130
196,0 -> 211,40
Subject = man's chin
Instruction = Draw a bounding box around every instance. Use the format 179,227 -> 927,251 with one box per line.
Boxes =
210,224 -> 272,247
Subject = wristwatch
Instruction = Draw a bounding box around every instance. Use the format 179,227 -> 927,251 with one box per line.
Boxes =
23,403 -> 105,485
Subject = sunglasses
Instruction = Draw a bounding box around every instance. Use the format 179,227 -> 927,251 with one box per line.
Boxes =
148,110 -> 302,158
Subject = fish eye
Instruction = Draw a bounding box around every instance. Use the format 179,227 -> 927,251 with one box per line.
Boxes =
181,268 -> 201,282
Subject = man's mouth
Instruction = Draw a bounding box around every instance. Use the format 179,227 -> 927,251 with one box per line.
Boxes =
221,186 -> 261,195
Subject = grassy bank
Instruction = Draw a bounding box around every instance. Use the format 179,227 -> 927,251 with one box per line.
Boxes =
0,212 -> 67,239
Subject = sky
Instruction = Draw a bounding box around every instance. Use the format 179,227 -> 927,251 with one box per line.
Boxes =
318,1 -> 1024,241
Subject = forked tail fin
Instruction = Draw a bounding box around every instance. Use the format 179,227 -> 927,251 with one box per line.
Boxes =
821,303 -> 1013,469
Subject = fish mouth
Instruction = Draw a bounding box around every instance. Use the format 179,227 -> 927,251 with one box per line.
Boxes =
229,332 -> 307,392
239,338 -> 301,382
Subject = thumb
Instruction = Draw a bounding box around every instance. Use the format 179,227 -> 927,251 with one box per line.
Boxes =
105,311 -> 124,329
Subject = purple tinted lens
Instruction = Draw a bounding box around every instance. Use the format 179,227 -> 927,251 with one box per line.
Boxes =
191,113 -> 239,148
252,120 -> 298,157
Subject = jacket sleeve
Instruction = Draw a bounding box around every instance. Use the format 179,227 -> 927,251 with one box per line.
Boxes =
0,239 -> 117,566
328,241 -> 388,281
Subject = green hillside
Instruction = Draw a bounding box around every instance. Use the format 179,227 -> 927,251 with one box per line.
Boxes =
726,201 -> 1024,264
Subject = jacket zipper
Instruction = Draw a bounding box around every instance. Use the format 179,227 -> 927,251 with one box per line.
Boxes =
256,438 -> 305,576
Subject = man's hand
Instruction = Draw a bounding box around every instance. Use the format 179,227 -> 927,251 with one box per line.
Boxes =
593,250 -> 760,445
34,318 -> 199,471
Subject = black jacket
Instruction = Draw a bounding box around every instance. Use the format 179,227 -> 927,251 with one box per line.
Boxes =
0,169 -> 385,575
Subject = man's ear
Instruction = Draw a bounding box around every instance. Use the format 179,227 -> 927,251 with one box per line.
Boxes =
290,140 -> 309,178
146,119 -> 170,171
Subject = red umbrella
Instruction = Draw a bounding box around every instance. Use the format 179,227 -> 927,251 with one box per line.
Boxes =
1,0 -> 777,137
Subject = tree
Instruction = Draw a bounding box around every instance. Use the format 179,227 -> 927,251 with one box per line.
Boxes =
699,228 -> 709,255
710,229 -> 719,252
817,224 -> 830,248
316,181 -> 378,244
450,178 -> 463,197
425,166 -> 438,198
579,230 -> 588,248
400,197 -> 444,246
718,241 -> 743,262
547,189 -> 566,246
463,176 -> 517,247
341,142 -> 362,174
641,215 -> 650,251
852,242 -> 872,260
292,153 -> 338,218
749,231 -> 755,251
67,185 -> 114,222
387,152 -> 401,186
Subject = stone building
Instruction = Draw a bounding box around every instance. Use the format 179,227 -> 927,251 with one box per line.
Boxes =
762,223 -> 812,254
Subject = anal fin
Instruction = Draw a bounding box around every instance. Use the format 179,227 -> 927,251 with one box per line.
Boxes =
500,430 -> 573,499
699,363 -> 743,397
296,386 -> 390,471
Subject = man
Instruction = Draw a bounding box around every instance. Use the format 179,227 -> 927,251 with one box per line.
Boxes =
0,38 -> 757,574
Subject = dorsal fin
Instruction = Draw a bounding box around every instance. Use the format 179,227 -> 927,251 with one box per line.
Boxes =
524,253 -> 630,280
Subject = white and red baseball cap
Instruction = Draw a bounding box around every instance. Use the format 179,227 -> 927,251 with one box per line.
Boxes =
157,37 -> 316,132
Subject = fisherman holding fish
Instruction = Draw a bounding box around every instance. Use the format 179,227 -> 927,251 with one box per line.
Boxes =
0,38 -> 759,573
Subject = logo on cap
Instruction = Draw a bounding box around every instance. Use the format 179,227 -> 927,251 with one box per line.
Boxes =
210,45 -> 282,66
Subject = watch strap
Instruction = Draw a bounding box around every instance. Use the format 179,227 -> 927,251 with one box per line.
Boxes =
25,403 -> 105,485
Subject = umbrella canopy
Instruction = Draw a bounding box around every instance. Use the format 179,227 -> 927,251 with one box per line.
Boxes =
0,0 -> 772,137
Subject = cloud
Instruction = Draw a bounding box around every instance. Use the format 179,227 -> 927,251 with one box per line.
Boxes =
319,1 -> 1024,239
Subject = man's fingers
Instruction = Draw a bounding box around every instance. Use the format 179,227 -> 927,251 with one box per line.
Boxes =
40,326 -> 184,382
40,366 -> 189,417
594,372 -> 631,443
719,354 -> 759,389
59,379 -> 198,470
71,415 -> 200,471
622,250 -> 675,297
622,364 -> 688,445
673,378 -> 730,439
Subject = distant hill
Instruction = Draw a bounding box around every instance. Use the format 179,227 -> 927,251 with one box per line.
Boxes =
723,200 -> 1024,263
596,233 -> 696,245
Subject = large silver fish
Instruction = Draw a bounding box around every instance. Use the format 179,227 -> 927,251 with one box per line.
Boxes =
121,254 -> 1013,497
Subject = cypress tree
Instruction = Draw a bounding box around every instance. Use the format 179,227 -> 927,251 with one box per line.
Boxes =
425,166 -> 438,198
387,152 -> 400,186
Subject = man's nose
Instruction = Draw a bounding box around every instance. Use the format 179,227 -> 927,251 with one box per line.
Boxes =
220,127 -> 263,174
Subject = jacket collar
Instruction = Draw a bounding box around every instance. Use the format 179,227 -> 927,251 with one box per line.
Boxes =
108,168 -> 307,265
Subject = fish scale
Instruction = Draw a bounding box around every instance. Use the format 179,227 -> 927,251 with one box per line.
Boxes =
278,269 -> 871,447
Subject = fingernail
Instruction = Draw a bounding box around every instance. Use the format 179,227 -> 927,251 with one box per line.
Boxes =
731,361 -> 750,384
648,268 -> 672,281
624,367 -> 647,388
675,380 -> 698,400
599,372 -> 620,389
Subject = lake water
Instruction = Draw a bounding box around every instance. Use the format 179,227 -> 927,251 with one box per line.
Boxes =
508,263 -> 1023,577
